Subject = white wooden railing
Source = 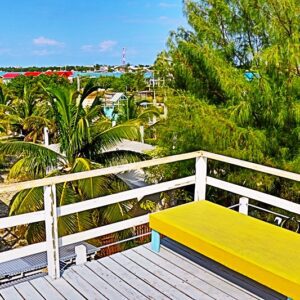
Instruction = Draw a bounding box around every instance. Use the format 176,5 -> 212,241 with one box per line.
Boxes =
0,150 -> 299,279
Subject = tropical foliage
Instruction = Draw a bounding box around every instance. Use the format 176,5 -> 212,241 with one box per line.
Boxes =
116,95 -> 160,124
0,80 -> 144,243
152,0 -> 300,204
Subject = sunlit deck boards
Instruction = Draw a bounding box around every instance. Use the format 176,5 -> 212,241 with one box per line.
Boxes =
0,240 -> 285,300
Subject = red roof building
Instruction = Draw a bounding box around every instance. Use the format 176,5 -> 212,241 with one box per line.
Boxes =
24,71 -> 41,77
1,70 -> 73,83
2,72 -> 21,79
44,71 -> 73,77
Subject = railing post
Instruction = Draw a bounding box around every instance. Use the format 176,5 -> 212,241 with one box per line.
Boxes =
194,155 -> 207,201
75,245 -> 87,265
44,184 -> 60,279
239,197 -> 249,215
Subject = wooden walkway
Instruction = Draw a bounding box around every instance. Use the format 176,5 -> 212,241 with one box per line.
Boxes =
0,239 -> 285,299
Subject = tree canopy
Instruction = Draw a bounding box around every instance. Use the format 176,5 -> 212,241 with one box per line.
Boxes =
153,0 -> 300,203
0,80 -> 145,243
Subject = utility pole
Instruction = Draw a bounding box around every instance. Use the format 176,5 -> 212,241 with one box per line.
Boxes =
122,48 -> 126,66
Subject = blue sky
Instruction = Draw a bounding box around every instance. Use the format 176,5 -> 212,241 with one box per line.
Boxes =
0,0 -> 186,67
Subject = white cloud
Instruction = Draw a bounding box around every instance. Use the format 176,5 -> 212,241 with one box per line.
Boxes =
81,40 -> 118,53
33,36 -> 64,47
99,40 -> 117,52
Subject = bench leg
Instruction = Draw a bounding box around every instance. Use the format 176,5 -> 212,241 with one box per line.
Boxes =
151,230 -> 160,253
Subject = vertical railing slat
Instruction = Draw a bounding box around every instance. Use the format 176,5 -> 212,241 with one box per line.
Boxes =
194,156 -> 207,201
239,197 -> 249,215
44,184 -> 60,279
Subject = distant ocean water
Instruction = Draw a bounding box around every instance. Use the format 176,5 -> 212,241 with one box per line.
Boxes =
72,71 -> 153,79
0,71 -> 153,79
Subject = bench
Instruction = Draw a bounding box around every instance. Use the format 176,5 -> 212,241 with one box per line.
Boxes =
149,200 -> 300,299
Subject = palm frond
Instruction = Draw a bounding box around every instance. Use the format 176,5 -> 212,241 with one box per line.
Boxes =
90,95 -> 104,110
76,210 -> 95,232
71,157 -> 114,199
101,203 -> 129,224
137,108 -> 160,121
9,186 -> 44,215
92,121 -> 140,151
80,79 -> 100,107
85,104 -> 103,121
0,112 -> 22,125
23,116 -> 54,143
25,222 -> 45,243
92,150 -> 148,167
0,141 -> 65,172
0,104 -> 17,114
99,176 -> 134,225
9,157 -> 41,180
23,116 -> 53,130
0,86 -> 5,105
56,181 -> 88,237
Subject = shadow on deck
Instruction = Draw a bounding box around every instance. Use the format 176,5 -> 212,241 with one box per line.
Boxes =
0,238 -> 285,300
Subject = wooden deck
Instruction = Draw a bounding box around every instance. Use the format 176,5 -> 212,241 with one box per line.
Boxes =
0,239 -> 285,300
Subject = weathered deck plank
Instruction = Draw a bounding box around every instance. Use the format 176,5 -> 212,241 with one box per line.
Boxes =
123,248 -> 215,300
72,264 -> 127,299
0,286 -> 23,300
100,256 -> 167,299
143,244 -> 259,300
135,245 -> 236,300
0,241 -> 285,299
30,277 -> 65,300
112,252 -> 197,300
63,268 -> 106,299
45,276 -> 84,300
163,238 -> 285,300
13,281 -> 44,300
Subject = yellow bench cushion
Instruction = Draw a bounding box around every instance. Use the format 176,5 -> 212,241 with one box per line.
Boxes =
149,200 -> 300,299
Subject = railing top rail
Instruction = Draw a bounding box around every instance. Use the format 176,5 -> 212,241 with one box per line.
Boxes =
0,151 -> 202,193
0,150 -> 299,194
202,151 -> 300,183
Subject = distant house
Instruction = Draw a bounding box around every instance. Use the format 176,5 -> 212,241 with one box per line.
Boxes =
44,71 -> 73,81
1,71 -> 74,83
2,72 -> 21,84
110,92 -> 127,103
99,66 -> 108,72
24,71 -> 41,77
103,92 -> 128,108
113,66 -> 126,73
81,91 -> 127,110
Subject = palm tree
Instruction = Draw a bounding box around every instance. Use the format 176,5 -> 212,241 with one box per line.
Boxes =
0,86 -> 15,134
0,84 -> 53,141
0,81 -> 143,243
116,95 -> 160,124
